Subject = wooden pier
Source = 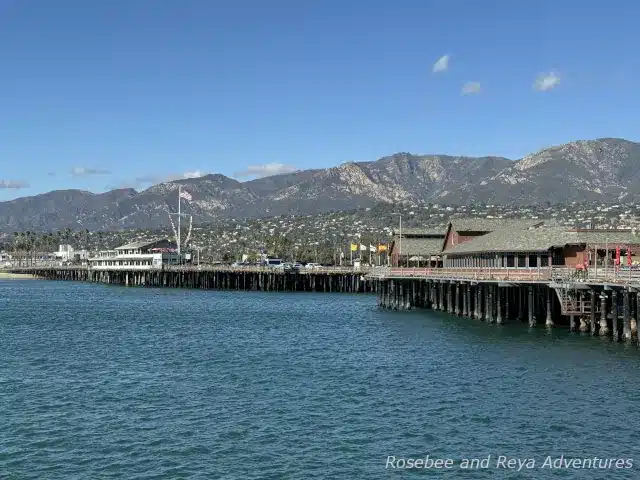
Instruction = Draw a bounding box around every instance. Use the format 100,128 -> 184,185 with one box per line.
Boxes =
9,263 -> 640,343
369,266 -> 640,343
6,265 -> 373,293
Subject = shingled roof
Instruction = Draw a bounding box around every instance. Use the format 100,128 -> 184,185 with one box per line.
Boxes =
392,227 -> 446,237
572,230 -> 640,245
448,217 -> 554,233
445,227 -> 640,256
390,237 -> 443,256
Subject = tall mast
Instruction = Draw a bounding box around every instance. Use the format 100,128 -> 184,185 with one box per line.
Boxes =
177,185 -> 181,259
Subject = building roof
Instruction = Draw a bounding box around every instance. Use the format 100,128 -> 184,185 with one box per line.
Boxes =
447,217 -> 555,233
573,230 -> 640,246
390,236 -> 444,256
391,227 -> 446,238
445,227 -> 640,256
115,238 -> 169,250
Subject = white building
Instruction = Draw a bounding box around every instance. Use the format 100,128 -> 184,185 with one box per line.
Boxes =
88,239 -> 181,269
55,244 -> 89,262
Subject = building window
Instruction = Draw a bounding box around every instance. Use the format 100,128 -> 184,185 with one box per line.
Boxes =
529,255 -> 538,267
506,255 -> 515,267
517,255 -> 526,267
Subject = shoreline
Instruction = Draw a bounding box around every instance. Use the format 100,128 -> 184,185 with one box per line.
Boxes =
0,271 -> 36,280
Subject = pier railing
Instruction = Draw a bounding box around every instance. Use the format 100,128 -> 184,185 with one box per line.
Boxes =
369,266 -> 554,281
369,265 -> 640,285
558,267 -> 640,285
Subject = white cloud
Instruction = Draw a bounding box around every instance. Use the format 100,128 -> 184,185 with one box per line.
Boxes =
432,54 -> 450,73
0,179 -> 29,189
534,71 -> 560,91
71,166 -> 111,176
234,163 -> 298,179
461,81 -> 481,95
182,170 -> 204,179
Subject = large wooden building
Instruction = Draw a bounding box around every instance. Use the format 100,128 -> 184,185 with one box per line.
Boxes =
441,220 -> 640,268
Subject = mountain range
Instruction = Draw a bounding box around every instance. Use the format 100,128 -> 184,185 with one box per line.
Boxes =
1,137 -> 639,233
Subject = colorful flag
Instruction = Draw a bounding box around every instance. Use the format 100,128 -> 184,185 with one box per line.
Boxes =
377,244 -> 387,252
350,243 -> 357,251
615,246 -> 621,266
179,190 -> 192,201
628,247 -> 633,266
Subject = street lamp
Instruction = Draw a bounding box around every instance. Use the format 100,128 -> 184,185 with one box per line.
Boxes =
391,212 -> 402,267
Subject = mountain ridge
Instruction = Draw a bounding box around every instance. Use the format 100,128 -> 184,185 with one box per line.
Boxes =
1,137 -> 639,232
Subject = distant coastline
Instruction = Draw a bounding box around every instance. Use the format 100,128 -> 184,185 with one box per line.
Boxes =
0,271 -> 35,280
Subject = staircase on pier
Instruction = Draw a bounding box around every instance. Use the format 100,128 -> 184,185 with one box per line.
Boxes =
552,283 -> 593,316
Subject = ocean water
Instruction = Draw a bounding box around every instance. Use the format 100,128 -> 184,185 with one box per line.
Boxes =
1,280 -> 640,479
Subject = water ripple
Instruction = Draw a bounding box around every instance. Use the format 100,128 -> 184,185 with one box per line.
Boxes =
1,281 -> 640,478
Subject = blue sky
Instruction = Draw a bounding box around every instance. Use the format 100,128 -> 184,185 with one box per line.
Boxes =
1,0 -> 638,200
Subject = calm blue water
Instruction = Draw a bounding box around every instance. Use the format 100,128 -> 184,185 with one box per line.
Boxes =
1,280 -> 640,479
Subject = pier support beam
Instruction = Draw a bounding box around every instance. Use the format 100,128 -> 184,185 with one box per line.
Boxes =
462,284 -> 468,317
485,285 -> 493,323
569,315 -> 576,332
600,294 -> 609,336
545,288 -> 554,328
504,287 -> 509,323
612,290 -> 619,342
496,287 -> 503,324
475,285 -> 482,320
590,290 -> 597,336
518,288 -> 524,322
455,283 -> 461,316
623,289 -> 631,342
528,286 -> 535,327
631,292 -> 638,341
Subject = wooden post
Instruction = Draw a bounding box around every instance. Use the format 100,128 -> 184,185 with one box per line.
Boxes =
546,288 -> 554,328
590,290 -> 597,336
600,293 -> 609,336
504,286 -> 509,323
496,286 -> 503,324
528,286 -> 535,327
462,283 -> 468,317
623,289 -> 631,342
612,290 -> 619,341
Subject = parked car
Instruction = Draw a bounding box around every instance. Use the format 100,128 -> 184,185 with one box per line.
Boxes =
292,263 -> 303,270
305,263 -> 322,270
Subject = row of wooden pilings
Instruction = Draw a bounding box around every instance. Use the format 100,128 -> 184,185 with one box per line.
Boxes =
25,268 -> 373,293
376,279 -> 640,343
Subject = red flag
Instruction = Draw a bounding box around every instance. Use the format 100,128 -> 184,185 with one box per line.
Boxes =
628,247 -> 633,266
615,246 -> 621,266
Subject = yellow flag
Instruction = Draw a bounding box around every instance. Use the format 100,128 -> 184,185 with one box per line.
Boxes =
350,243 -> 358,251
378,244 -> 387,252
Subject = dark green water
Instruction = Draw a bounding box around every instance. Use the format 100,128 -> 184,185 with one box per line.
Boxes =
1,280 -> 640,479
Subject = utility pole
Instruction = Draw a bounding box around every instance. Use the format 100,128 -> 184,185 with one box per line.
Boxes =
391,213 -> 402,267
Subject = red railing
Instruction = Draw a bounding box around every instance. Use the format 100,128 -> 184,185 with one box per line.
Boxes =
370,267 -> 554,281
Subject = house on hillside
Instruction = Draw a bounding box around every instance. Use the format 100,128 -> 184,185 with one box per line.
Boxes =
389,228 -> 445,267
